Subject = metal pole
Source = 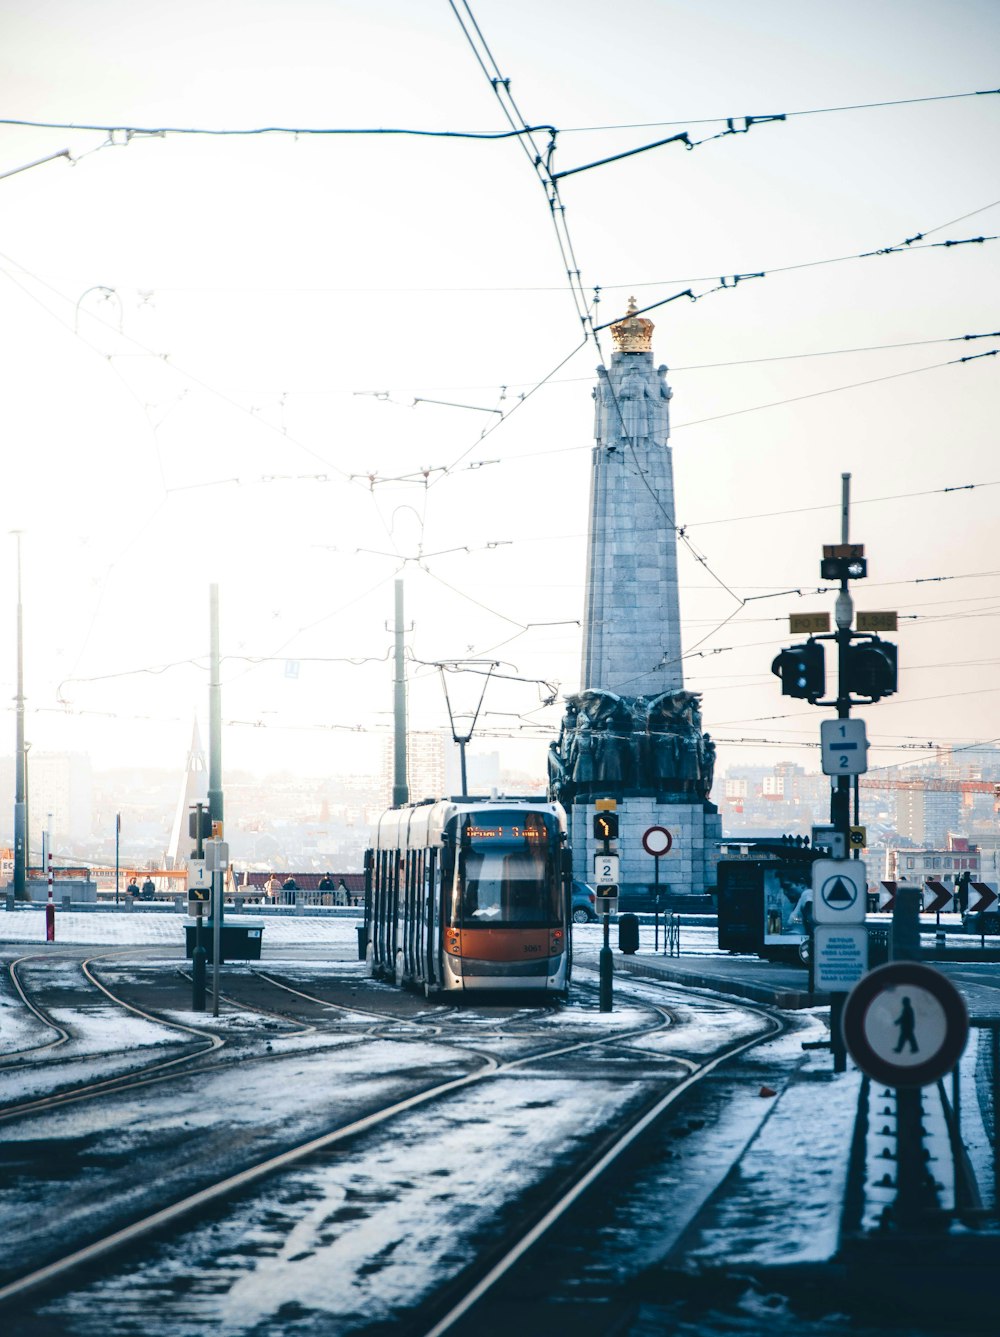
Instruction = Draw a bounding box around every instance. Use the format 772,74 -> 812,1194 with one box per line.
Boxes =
115,813 -> 120,905
458,738 -> 468,798
392,579 -> 409,807
212,863 -> 221,1018
12,533 -> 26,900
830,473 -> 853,1073
992,1024 -> 1000,1218
599,912 -> 613,1011
207,584 -> 223,930
192,908 -> 206,1010
654,856 -> 660,952
45,848 -> 54,942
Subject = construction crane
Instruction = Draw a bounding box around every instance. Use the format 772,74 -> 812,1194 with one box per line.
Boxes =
859,777 -> 1000,810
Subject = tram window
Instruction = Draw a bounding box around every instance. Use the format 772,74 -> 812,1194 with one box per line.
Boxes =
457,848 -> 560,925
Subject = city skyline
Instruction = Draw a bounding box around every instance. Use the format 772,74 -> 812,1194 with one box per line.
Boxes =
2,1 -> 998,790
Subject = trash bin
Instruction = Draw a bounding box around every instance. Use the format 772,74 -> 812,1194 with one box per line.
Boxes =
618,913 -> 639,955
356,925 -> 368,961
185,922 -> 264,963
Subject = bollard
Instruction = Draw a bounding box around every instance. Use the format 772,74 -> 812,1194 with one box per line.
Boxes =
62,894 -> 71,912
45,895 -> 55,942
618,913 -> 640,955
6,893 -> 14,912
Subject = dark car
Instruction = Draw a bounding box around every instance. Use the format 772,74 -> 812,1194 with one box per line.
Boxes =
572,881 -> 598,923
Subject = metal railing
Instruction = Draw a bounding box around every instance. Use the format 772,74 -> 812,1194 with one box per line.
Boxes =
665,913 -> 681,957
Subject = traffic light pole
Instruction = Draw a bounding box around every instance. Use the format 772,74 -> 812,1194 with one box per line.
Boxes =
829,474 -> 854,1074
191,802 -> 207,1012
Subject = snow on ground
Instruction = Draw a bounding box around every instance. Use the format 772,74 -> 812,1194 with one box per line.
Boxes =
0,909 -> 364,949
30,1072 -> 652,1337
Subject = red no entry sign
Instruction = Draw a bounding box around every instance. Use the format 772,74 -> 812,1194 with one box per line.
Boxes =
642,826 -> 672,857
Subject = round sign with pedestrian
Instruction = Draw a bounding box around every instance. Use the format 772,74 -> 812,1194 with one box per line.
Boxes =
841,961 -> 968,1087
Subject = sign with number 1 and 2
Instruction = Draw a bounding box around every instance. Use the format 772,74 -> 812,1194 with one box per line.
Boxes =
820,718 -> 869,776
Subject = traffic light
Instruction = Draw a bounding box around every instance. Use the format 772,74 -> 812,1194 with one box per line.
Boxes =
821,554 -> 867,581
844,638 -> 897,700
188,807 -> 213,839
771,641 -> 825,701
593,812 -> 618,841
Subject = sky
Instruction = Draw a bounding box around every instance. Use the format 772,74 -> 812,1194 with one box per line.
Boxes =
0,0 -> 998,791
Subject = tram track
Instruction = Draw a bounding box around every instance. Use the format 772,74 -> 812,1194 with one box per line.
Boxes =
418,997 -> 787,1337
0,978 -> 781,1329
0,951 -> 225,1121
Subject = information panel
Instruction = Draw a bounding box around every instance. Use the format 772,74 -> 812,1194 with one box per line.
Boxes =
814,924 -> 868,991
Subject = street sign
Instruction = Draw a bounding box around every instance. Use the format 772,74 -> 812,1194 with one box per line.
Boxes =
188,887 -> 210,916
820,718 -> 869,776
594,852 -> 620,883
642,826 -> 673,857
595,884 -> 618,915
206,840 -> 230,871
811,825 -> 846,860
814,924 -> 868,992
922,880 -> 953,914
857,611 -> 898,632
187,859 -> 209,892
841,961 -> 968,1087
878,881 -> 897,913
969,882 -> 999,914
789,613 -> 830,634
848,825 -> 867,850
812,858 -> 867,923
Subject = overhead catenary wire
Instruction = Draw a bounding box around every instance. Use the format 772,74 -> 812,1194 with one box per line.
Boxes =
4,85 -> 994,142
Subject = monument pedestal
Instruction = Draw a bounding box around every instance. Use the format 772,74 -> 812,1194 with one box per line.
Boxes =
570,794 -> 721,909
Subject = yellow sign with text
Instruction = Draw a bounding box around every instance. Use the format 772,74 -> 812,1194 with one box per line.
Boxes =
789,613 -> 830,634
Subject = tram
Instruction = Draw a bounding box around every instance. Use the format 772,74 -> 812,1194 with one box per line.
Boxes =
364,796 -> 573,997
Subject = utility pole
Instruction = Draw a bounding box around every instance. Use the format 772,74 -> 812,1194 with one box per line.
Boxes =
12,531 -> 26,900
772,473 -> 899,1074
391,580 -> 409,808
207,584 -> 224,926
829,473 -> 855,1072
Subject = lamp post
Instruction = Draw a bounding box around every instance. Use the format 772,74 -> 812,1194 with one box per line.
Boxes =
11,532 -> 26,900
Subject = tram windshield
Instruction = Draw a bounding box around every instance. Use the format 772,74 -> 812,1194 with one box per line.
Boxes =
451,811 -> 562,926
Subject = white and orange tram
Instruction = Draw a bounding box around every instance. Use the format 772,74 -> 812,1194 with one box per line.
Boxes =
364,796 -> 573,997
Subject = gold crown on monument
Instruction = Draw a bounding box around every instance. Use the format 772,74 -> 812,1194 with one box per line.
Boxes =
610,296 -> 654,352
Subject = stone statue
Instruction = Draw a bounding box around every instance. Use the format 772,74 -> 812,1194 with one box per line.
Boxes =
700,733 -> 717,799
551,687 -> 712,804
571,716 -> 595,786
547,741 -> 565,803
618,365 -> 649,443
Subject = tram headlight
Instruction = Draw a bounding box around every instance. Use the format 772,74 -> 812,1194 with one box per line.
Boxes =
445,927 -> 461,956
549,929 -> 564,955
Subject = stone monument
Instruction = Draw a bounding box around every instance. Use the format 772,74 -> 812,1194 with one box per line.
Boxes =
550,299 -> 721,903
